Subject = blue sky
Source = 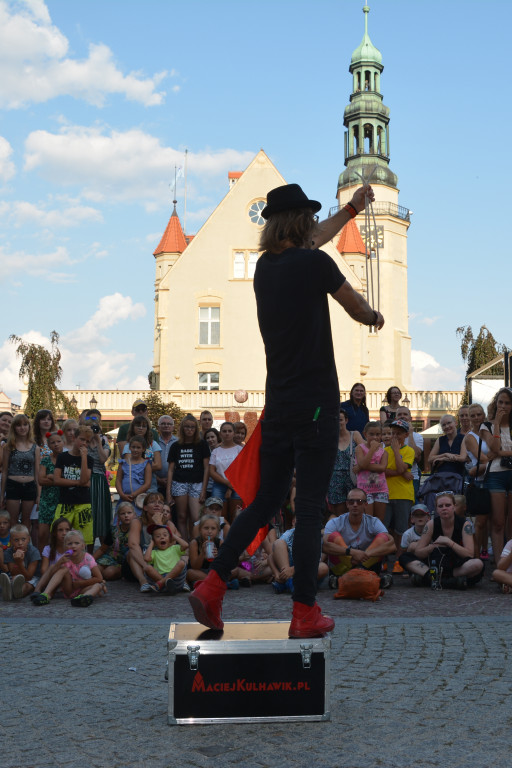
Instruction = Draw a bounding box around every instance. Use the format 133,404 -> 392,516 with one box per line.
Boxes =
0,0 -> 507,402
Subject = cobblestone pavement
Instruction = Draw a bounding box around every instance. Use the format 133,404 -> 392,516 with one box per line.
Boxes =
2,565 -> 511,768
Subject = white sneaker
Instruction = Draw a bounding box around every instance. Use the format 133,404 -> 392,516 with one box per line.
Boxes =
140,583 -> 153,593
1,572 -> 12,601
12,574 -> 25,599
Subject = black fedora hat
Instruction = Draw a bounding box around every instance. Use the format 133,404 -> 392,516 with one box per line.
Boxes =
261,183 -> 321,220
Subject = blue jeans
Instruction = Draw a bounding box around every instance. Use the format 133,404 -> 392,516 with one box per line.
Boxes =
213,404 -> 339,605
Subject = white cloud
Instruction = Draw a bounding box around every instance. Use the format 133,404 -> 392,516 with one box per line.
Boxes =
0,199 -> 102,228
420,316 -> 440,326
24,125 -> 254,205
0,136 -> 16,181
0,294 -> 149,399
0,0 -> 167,107
411,349 -> 465,390
63,293 -> 146,346
0,244 -> 74,281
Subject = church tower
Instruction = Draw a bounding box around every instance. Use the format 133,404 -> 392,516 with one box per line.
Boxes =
151,200 -> 188,391
336,5 -> 412,390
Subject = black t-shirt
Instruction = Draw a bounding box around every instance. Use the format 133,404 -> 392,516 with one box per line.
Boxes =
168,441 -> 210,483
253,247 -> 345,407
55,452 -> 94,505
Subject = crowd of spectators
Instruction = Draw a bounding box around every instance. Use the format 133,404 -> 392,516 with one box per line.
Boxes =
1,383 -> 512,605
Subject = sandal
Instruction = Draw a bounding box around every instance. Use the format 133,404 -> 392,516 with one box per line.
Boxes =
71,594 -> 94,607
33,593 -> 51,606
501,584 -> 512,594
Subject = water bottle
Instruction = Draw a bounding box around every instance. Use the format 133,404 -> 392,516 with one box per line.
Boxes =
205,536 -> 215,562
429,559 -> 439,590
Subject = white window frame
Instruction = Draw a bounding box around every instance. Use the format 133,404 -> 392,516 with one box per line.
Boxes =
198,372 -> 219,391
198,306 -> 220,346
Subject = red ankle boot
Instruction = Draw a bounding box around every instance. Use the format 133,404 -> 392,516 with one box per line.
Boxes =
188,570 -> 227,630
288,601 -> 335,638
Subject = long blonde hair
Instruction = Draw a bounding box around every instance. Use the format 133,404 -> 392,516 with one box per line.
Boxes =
5,414 -> 33,452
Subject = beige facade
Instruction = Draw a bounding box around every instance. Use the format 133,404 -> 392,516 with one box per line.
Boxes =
153,149 -> 411,395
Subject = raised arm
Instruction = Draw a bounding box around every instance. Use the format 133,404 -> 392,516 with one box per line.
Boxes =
312,186 -> 374,249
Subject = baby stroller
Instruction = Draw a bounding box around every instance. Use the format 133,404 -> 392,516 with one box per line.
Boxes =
417,470 -> 465,515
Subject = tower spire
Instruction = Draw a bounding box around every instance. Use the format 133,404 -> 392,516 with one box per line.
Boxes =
338,5 -> 397,192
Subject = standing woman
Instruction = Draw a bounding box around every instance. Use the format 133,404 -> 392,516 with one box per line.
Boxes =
428,414 -> 467,479
464,403 -> 490,558
480,388 -> 512,561
167,415 -> 210,540
31,409 -> 56,547
203,427 -> 220,496
380,386 -> 402,424
0,414 -> 40,529
84,409 -> 112,543
33,410 -> 56,459
340,383 -> 369,434
209,422 -> 243,524
327,408 -> 363,516
458,405 -> 471,436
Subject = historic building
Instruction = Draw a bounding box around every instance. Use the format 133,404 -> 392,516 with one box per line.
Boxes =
151,6 -> 412,399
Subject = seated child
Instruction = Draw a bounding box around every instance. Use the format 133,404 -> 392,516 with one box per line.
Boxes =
32,529 -> 104,606
187,513 -> 247,589
0,524 -> 41,600
398,504 -> 431,585
238,526 -> 276,585
192,496 -> 230,540
94,502 -> 136,581
142,524 -> 188,594
492,540 -> 512,594
30,516 -> 71,600
270,516 -> 328,593
0,510 -> 11,574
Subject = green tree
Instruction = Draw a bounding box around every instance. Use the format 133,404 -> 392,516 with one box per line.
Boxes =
144,390 -> 186,433
10,331 -> 79,420
456,325 -> 504,404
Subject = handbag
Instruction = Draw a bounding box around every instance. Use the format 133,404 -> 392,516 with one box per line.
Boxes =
500,456 -> 512,469
465,437 -> 491,516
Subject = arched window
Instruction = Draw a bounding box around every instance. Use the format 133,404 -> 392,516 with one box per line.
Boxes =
364,123 -> 373,154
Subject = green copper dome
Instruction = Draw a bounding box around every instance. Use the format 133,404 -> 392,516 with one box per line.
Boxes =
351,5 -> 382,65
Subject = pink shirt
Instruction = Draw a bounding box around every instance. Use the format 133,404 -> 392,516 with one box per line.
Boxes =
357,443 -> 388,495
64,552 -> 97,579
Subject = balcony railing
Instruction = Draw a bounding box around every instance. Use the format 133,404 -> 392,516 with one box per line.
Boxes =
19,388 -> 463,422
329,201 -> 411,221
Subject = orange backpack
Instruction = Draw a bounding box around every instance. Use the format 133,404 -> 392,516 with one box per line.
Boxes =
334,568 -> 383,601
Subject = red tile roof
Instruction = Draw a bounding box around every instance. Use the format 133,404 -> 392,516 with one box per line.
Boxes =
153,204 -> 188,256
228,171 -> 243,179
336,218 -> 366,255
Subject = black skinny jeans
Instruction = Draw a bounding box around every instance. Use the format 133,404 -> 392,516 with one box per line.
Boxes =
213,404 -> 339,605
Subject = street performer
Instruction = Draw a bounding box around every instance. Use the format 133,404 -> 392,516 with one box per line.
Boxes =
189,182 -> 384,637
